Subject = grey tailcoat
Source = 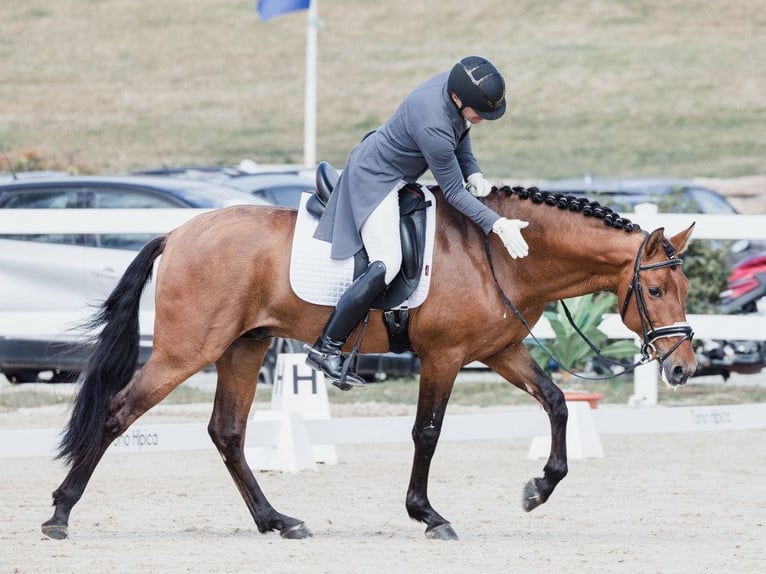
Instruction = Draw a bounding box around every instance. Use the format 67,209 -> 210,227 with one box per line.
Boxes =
314,71 -> 502,260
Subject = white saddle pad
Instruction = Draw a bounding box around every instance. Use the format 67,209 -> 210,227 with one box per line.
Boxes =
289,189 -> 436,308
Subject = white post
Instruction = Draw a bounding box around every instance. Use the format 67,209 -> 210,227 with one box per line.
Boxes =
629,355 -> 659,406
303,0 -> 318,168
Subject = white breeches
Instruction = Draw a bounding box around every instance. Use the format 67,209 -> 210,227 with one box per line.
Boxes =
360,183 -> 403,284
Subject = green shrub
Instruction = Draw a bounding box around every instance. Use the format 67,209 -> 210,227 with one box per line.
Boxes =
681,239 -> 730,314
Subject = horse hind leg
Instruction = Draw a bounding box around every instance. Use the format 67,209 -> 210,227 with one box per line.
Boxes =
42,354 -> 207,539
42,452 -> 109,539
209,337 -> 311,539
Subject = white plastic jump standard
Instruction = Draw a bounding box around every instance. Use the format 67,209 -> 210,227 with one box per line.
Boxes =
528,399 -> 604,460
246,353 -> 337,473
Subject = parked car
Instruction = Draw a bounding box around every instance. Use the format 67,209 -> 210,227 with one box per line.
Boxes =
543,176 -> 737,215
0,173 -> 269,383
134,164 -> 315,209
219,173 -> 315,208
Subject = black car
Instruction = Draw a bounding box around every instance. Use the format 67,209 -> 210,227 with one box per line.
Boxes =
133,164 -> 316,209
543,176 -> 738,215
219,173 -> 315,208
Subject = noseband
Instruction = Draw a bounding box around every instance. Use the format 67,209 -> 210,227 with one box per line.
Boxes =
619,233 -> 694,363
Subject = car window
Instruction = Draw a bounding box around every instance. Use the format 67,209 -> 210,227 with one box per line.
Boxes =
95,233 -> 159,251
256,186 -> 313,208
686,187 -> 737,215
0,188 -> 80,209
90,188 -> 181,208
89,188 -> 177,249
0,188 -> 86,245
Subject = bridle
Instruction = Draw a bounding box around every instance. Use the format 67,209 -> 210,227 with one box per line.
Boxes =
618,232 -> 694,363
483,231 -> 694,378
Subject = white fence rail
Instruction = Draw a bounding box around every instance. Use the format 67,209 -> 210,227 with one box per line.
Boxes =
2,207 -> 765,405
2,206 -> 766,238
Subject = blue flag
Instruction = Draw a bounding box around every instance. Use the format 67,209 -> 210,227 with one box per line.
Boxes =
257,0 -> 310,21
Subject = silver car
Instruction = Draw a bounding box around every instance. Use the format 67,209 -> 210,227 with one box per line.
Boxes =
0,174 -> 269,383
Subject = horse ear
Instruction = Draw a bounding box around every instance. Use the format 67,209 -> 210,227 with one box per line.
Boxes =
669,222 -> 696,255
644,227 -> 666,259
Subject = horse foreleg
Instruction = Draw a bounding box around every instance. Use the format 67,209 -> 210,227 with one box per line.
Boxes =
483,344 -> 568,512
405,358 -> 461,540
209,338 -> 311,539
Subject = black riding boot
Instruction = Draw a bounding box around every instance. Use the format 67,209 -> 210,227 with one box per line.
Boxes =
305,261 -> 387,388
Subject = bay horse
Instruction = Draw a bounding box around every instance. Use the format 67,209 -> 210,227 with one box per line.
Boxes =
42,185 -> 697,541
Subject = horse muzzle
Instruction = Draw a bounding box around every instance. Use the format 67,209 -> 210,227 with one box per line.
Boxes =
645,322 -> 696,386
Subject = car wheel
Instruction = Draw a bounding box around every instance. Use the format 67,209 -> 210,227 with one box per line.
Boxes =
4,370 -> 40,384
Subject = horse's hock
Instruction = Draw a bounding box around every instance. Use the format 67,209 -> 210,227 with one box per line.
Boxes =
528,391 -> 605,460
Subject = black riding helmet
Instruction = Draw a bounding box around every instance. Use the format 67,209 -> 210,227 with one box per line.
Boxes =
447,56 -> 506,120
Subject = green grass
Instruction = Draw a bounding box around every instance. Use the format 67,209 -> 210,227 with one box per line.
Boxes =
0,389 -> 72,409
325,377 -> 766,408
1,0 -> 764,179
2,374 -> 763,411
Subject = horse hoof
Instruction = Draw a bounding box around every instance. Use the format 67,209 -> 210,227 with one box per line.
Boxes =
425,523 -> 459,541
522,478 -> 544,512
280,522 -> 312,539
41,523 -> 68,540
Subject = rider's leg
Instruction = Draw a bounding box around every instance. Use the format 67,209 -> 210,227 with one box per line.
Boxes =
305,260 -> 387,386
306,185 -> 402,387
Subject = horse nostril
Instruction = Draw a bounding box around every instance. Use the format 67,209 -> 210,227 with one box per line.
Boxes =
672,364 -> 687,385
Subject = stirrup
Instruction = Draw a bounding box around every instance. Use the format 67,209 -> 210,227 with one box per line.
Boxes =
336,351 -> 366,390
303,344 -> 366,390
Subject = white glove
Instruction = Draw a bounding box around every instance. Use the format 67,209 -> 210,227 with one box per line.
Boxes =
466,172 -> 493,198
492,217 -> 530,259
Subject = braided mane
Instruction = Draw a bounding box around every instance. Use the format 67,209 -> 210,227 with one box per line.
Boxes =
495,185 -> 641,233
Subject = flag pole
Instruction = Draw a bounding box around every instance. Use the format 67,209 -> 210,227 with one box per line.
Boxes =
303,0 -> 318,167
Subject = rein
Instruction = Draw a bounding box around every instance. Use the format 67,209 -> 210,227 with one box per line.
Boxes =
483,232 -> 694,381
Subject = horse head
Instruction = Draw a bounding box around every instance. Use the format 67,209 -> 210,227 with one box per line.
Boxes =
618,223 -> 697,386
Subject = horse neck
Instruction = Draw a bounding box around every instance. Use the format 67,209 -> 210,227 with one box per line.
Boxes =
487,194 -> 640,306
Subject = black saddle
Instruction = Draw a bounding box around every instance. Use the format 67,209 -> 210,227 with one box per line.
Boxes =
307,161 -> 431,312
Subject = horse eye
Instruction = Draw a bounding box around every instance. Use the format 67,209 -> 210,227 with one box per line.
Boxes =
648,286 -> 662,297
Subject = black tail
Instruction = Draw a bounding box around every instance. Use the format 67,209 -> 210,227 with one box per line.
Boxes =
58,235 -> 166,470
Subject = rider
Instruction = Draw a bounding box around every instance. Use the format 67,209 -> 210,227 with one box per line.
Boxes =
306,55 -> 530,387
